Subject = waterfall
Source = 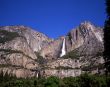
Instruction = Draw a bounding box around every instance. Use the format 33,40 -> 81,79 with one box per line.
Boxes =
39,44 -> 41,50
60,38 -> 66,57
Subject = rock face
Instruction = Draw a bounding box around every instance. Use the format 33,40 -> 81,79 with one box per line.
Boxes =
0,21 -> 104,78
0,26 -> 52,78
40,37 -> 63,59
40,21 -> 103,59
40,21 -> 104,78
66,22 -> 103,56
0,67 -> 38,78
1,26 -> 52,52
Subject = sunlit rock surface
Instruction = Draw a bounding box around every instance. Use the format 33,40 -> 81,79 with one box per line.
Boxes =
0,21 -> 104,78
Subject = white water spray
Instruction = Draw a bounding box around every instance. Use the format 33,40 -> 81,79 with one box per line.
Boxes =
60,38 -> 66,57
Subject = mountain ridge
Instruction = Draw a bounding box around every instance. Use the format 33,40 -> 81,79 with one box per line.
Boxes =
0,21 -> 104,78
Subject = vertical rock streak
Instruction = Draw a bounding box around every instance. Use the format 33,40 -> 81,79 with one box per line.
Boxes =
88,24 -> 103,42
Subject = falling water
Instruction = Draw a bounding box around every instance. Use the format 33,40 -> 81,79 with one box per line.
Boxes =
39,44 -> 41,50
60,38 -> 66,57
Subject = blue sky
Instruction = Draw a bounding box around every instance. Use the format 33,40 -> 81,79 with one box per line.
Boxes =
0,0 -> 106,38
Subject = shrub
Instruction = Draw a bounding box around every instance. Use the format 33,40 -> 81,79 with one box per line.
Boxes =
0,30 -> 20,44
34,52 -> 46,65
44,76 -> 61,87
56,66 -> 73,70
0,72 -> 109,87
62,50 -> 80,59
79,73 -> 107,87
63,76 -> 80,87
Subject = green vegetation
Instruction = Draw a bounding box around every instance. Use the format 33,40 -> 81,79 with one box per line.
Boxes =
0,30 -> 20,44
67,32 -> 72,41
0,48 -> 23,60
62,50 -> 80,59
104,0 -> 110,74
0,49 -> 23,54
95,51 -> 103,57
44,76 -> 62,87
34,52 -> 46,65
0,48 -> 33,60
55,66 -> 74,70
0,64 -> 16,68
0,72 -> 110,87
81,64 -> 104,71
0,64 -> 24,69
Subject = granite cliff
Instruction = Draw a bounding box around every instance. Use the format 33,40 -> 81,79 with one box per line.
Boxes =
0,21 -> 104,78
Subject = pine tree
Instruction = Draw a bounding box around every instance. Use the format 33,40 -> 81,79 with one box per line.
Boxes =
104,0 -> 110,74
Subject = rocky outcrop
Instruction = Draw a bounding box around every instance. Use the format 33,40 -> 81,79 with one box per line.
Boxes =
41,56 -> 104,78
66,21 -> 103,54
0,35 -> 38,69
0,26 -> 52,77
39,21 -> 104,77
40,37 -> 63,59
40,21 -> 103,59
41,58 -> 81,78
0,21 -> 104,78
0,67 -> 38,78
43,69 -> 81,78
46,58 -> 81,69
0,26 -> 52,52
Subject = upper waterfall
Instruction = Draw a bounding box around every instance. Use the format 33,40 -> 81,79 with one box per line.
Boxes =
60,38 -> 66,57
